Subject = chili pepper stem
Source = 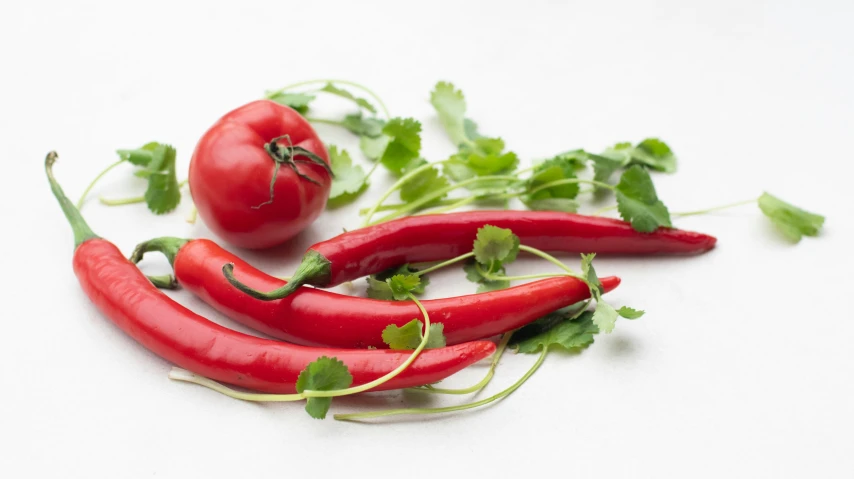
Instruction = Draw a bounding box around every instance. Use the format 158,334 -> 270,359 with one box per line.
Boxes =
45,152 -> 100,248
224,250 -> 332,300
334,345 -> 549,422
130,237 -> 190,288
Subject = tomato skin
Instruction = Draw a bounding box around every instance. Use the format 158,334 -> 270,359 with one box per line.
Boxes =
189,100 -> 331,249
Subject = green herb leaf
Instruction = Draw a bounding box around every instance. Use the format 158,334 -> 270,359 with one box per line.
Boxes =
369,264 -> 429,296
758,192 -> 825,242
580,253 -> 603,295
366,277 -> 395,300
514,311 -> 599,354
463,260 -> 511,293
629,138 -> 677,173
117,142 -> 160,167
593,300 -> 619,334
140,144 -> 181,214
379,118 -> 422,175
382,319 -> 446,350
617,306 -> 645,319
430,81 -> 468,147
399,166 -> 449,204
473,225 -> 520,269
341,112 -> 385,137
326,146 -> 368,208
266,92 -> 316,114
295,356 -> 353,419
386,274 -> 422,301
360,135 -> 390,160
319,83 -> 377,114
615,165 -> 672,232
522,197 -> 579,212
526,156 -> 580,200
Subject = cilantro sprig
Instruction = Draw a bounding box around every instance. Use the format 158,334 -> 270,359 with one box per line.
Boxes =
77,142 -> 185,214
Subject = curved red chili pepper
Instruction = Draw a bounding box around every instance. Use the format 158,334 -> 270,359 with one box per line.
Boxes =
232,210 -> 715,298
46,152 -> 495,394
132,238 -> 620,349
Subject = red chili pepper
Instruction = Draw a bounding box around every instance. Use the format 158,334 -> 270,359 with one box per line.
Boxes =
132,238 -> 620,349
229,210 -> 716,298
46,152 -> 494,394
189,100 -> 333,249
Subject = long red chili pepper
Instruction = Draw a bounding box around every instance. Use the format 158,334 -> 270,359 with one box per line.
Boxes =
225,210 -> 715,299
132,237 -> 621,349
46,152 -> 495,394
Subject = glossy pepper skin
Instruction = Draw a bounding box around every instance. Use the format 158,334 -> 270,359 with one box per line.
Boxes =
262,210 -> 716,296
138,238 -> 620,349
47,153 -> 495,394
189,100 -> 332,249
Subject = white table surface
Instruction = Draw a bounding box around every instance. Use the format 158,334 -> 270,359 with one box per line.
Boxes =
1,1 -> 852,477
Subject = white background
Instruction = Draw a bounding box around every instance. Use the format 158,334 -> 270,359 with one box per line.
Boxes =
1,1 -> 852,477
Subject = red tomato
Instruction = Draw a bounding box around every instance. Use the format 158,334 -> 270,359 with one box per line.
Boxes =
189,100 -> 332,249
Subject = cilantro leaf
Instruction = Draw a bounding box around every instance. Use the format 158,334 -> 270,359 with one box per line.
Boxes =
266,91 -> 316,114
526,156 -> 581,201
367,266 -> 429,299
139,144 -> 181,214
379,118 -> 422,175
580,253 -> 602,295
386,274 -> 422,301
617,306 -> 645,319
592,300 -> 619,334
399,166 -> 449,204
758,192 -> 825,242
590,151 -> 626,188
382,319 -> 446,350
522,197 -> 579,212
463,260 -> 510,293
430,81 -> 468,147
629,138 -> 677,173
615,165 -> 672,232
341,112 -> 385,137
295,356 -> 353,419
473,225 -> 520,270
514,311 -> 599,354
360,135 -> 390,160
319,83 -> 377,114
326,146 -> 368,208
117,142 -> 160,167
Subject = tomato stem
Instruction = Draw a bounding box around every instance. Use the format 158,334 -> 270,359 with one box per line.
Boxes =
255,135 -> 334,209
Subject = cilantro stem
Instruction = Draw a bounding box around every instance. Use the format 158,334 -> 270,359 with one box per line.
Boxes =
526,178 -> 615,197
363,158 -> 382,181
186,205 -> 198,224
590,205 -> 618,216
414,252 -> 475,276
478,269 -> 582,283
361,161 -> 445,225
366,174 -> 521,226
672,198 -> 758,217
168,368 -> 304,402
77,158 -> 125,208
269,79 -> 391,118
305,117 -> 347,128
302,293 -> 431,398
99,179 -> 188,206
518,245 -> 577,275
334,345 -> 548,422
408,332 -> 512,395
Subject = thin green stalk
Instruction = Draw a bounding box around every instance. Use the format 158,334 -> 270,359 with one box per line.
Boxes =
672,198 -> 758,217
526,178 -> 615,197
363,159 -> 382,181
591,204 -> 618,216
302,292 -> 431,398
366,174 -> 521,226
100,179 -> 188,206
169,368 -> 304,402
334,345 -> 549,422
408,332 -> 512,395
414,252 -> 475,276
360,161 -> 445,225
305,117 -> 347,128
518,245 -> 577,275
268,79 -> 391,118
186,205 -> 198,224
477,268 -> 580,283
77,158 -> 125,208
